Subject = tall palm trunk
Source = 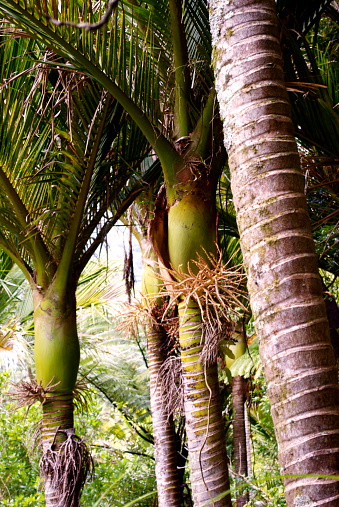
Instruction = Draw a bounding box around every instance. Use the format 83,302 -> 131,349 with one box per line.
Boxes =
141,244 -> 184,507
162,182 -> 232,506
148,321 -> 184,506
210,0 -> 339,505
232,376 -> 248,507
178,300 -> 231,507
33,285 -> 90,507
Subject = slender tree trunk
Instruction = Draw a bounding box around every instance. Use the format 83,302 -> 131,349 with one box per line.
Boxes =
141,242 -> 184,506
148,320 -> 184,507
244,405 -> 252,478
41,395 -> 75,506
178,300 -> 231,507
210,0 -> 339,505
160,180 -> 232,506
232,376 -> 248,507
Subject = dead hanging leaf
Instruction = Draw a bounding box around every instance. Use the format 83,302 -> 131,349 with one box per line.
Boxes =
156,355 -> 183,418
200,318 -> 234,366
123,208 -> 135,303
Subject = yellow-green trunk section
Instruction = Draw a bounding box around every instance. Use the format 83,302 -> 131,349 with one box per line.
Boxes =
33,289 -> 80,393
168,192 -> 216,273
178,300 -> 231,507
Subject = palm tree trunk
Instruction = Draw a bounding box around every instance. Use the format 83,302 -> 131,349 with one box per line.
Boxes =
244,405 -> 252,478
33,287 -> 90,507
141,241 -> 184,506
210,0 -> 339,505
148,320 -> 184,506
232,376 -> 248,507
41,395 -> 75,506
161,181 -> 232,506
178,300 -> 231,507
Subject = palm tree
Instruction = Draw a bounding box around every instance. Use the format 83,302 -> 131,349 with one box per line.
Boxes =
121,197 -> 185,507
0,29 -> 159,506
142,244 -> 185,507
0,2 -> 236,504
210,0 -> 339,505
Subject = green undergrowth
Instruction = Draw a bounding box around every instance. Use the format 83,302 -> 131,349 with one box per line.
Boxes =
0,371 -> 155,507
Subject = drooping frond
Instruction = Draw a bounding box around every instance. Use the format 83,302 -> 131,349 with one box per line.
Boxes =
0,25 -> 164,286
277,0 -> 334,35
276,3 -> 339,158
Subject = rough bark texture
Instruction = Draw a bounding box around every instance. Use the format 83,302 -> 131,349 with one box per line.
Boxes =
141,239 -> 184,506
148,321 -> 184,507
232,376 -> 248,507
178,300 -> 231,507
210,0 -> 339,505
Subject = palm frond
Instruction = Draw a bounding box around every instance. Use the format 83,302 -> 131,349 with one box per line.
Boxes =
0,27 -> 162,285
280,11 -> 339,157
277,0 -> 333,35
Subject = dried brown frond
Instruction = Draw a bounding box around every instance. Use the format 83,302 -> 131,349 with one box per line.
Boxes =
116,300 -> 154,338
40,428 -> 93,507
10,378 -> 61,410
156,355 -> 183,418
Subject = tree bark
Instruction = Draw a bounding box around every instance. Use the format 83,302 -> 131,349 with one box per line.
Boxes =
232,376 -> 248,507
148,320 -> 184,507
141,242 -> 184,506
210,0 -> 339,505
152,172 -> 232,505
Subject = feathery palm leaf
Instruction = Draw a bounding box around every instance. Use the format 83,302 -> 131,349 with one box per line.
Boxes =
0,28 -> 162,288
276,2 -> 339,157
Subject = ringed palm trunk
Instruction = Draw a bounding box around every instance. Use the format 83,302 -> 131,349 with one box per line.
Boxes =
210,0 -> 339,505
147,321 -> 184,506
232,376 -> 248,507
33,284 -> 88,507
167,189 -> 232,507
178,300 -> 230,507
142,247 -> 184,507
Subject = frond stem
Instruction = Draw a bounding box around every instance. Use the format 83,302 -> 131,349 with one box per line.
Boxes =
0,166 -> 53,284
169,0 -> 192,137
189,87 -> 216,159
0,0 -> 182,184
54,96 -> 110,294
